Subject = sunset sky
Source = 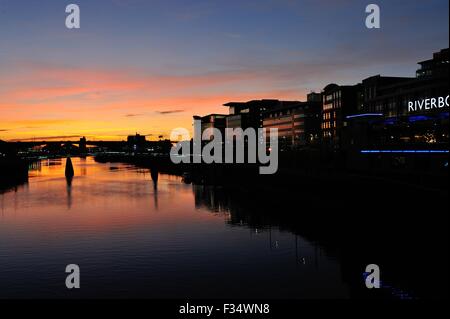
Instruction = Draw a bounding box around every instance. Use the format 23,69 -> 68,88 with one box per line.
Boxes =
0,0 -> 448,141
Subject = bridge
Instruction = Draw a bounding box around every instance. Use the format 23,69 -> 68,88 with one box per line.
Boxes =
3,137 -> 175,157
10,140 -> 128,149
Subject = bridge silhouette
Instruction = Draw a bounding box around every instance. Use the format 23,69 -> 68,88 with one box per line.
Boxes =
11,140 -> 129,148
11,139 -> 175,148
8,138 -> 175,155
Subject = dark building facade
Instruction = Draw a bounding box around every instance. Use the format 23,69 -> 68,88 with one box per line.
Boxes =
0,140 -> 12,157
193,114 -> 227,141
223,99 -> 288,130
79,136 -> 87,153
346,48 -> 449,151
416,48 -> 449,79
359,75 -> 413,116
321,83 -> 362,150
262,93 -> 322,150
127,133 -> 146,152
342,48 -> 449,173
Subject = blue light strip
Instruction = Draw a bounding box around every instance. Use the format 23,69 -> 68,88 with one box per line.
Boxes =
361,150 -> 449,154
408,115 -> 430,122
346,113 -> 383,119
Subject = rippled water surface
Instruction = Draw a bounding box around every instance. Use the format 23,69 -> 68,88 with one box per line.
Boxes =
0,157 -> 349,298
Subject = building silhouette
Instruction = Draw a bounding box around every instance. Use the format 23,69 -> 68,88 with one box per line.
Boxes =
127,133 -> 146,152
79,136 -> 87,153
193,114 -> 227,141
224,99 -> 289,130
188,48 -> 448,172
416,48 -> 449,79
262,93 -> 322,150
345,48 -> 449,151
321,83 -> 362,151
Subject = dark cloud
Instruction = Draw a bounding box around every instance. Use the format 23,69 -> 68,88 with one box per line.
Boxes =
125,113 -> 145,117
157,109 -> 184,115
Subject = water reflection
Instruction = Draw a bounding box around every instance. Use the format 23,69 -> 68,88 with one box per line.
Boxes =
79,157 -> 87,176
66,176 -> 73,209
191,176 -> 449,299
28,160 -> 42,172
193,184 -> 324,270
150,168 -> 159,190
0,157 -> 351,299
0,157 -> 446,299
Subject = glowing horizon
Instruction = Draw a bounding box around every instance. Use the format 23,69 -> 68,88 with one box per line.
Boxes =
1,0 -> 448,141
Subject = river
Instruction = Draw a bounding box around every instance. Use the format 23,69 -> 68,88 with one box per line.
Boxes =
0,157 -> 351,299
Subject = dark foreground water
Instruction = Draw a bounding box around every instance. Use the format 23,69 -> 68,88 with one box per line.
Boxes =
0,157 -> 351,299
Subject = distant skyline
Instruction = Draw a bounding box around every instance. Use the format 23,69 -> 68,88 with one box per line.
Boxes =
1,0 -> 449,141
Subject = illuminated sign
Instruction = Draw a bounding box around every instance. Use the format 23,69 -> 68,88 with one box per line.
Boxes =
408,95 -> 449,112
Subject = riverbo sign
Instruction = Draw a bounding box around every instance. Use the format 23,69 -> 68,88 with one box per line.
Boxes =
408,95 -> 450,112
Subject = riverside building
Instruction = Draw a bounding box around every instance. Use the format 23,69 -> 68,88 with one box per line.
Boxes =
262,93 -> 322,151
343,48 -> 449,172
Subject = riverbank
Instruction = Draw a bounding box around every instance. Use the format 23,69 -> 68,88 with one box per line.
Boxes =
0,158 -> 29,192
93,152 -> 448,191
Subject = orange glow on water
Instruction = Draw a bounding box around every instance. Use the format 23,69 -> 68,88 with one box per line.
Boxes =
0,158 -> 223,237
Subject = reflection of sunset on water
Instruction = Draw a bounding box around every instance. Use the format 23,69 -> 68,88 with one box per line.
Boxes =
0,157 -> 348,299
1,158 -> 223,235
